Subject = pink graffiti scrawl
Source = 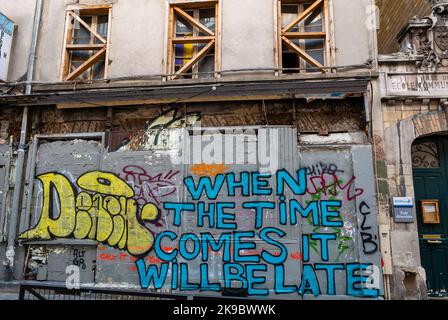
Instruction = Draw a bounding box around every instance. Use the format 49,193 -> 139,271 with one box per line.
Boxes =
307,173 -> 364,201
122,165 -> 180,206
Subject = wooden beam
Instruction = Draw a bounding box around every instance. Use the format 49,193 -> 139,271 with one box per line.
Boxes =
171,1 -> 217,10
323,0 -> 332,69
60,12 -> 73,80
214,1 -> 221,78
283,0 -> 323,33
166,6 -> 175,77
274,0 -> 279,75
56,94 -> 288,109
283,32 -> 326,39
104,7 -> 112,79
277,0 -> 284,75
172,40 -> 215,79
64,47 -> 107,81
66,44 -> 106,50
69,11 -> 107,44
173,6 -> 214,36
282,36 -> 325,71
172,36 -> 214,44
66,4 -> 112,13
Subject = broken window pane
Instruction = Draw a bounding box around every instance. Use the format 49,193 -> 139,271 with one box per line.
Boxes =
281,4 -> 300,31
73,16 -> 92,45
92,59 -> 106,80
97,15 -> 109,39
176,15 -> 194,35
303,3 -> 322,32
198,48 -> 215,78
199,8 -> 215,35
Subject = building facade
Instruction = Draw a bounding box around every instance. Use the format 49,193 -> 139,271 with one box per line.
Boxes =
0,0 -> 383,299
375,0 -> 448,299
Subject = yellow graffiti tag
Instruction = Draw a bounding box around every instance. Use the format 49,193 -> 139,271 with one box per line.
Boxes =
19,171 -> 159,257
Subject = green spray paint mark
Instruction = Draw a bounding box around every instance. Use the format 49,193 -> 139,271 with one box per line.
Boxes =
303,180 -> 354,262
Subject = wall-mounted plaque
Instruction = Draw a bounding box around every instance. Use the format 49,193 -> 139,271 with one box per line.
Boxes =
421,200 -> 441,224
393,197 -> 414,223
386,73 -> 448,98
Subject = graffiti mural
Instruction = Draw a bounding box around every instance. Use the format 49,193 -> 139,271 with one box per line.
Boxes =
21,140 -> 382,298
134,168 -> 380,297
20,171 -> 160,257
22,169 -> 380,297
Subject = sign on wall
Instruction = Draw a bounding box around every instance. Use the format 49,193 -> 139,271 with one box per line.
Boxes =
0,12 -> 14,82
386,73 -> 448,97
393,197 -> 415,223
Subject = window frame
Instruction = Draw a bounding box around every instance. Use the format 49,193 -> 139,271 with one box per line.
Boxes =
166,0 -> 220,80
275,0 -> 331,75
60,4 -> 112,81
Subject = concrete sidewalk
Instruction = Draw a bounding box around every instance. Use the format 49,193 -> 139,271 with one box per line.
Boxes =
0,293 -> 18,300
0,281 -> 20,300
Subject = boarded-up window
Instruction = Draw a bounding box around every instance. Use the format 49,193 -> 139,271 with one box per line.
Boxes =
277,0 -> 330,74
167,1 -> 220,80
60,5 -> 112,81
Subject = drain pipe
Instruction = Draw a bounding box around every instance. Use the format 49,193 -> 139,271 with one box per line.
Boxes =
5,0 -> 42,279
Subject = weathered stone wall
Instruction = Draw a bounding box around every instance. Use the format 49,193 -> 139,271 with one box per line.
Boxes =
374,97 -> 443,299
374,54 -> 448,299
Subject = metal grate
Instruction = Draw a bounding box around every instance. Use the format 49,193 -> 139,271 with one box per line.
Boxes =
19,283 -> 186,301
18,282 -> 251,301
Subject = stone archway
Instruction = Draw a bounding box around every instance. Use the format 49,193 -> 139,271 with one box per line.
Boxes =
399,111 -> 448,198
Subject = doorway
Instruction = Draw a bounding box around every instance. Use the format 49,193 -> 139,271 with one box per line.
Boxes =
412,135 -> 448,297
